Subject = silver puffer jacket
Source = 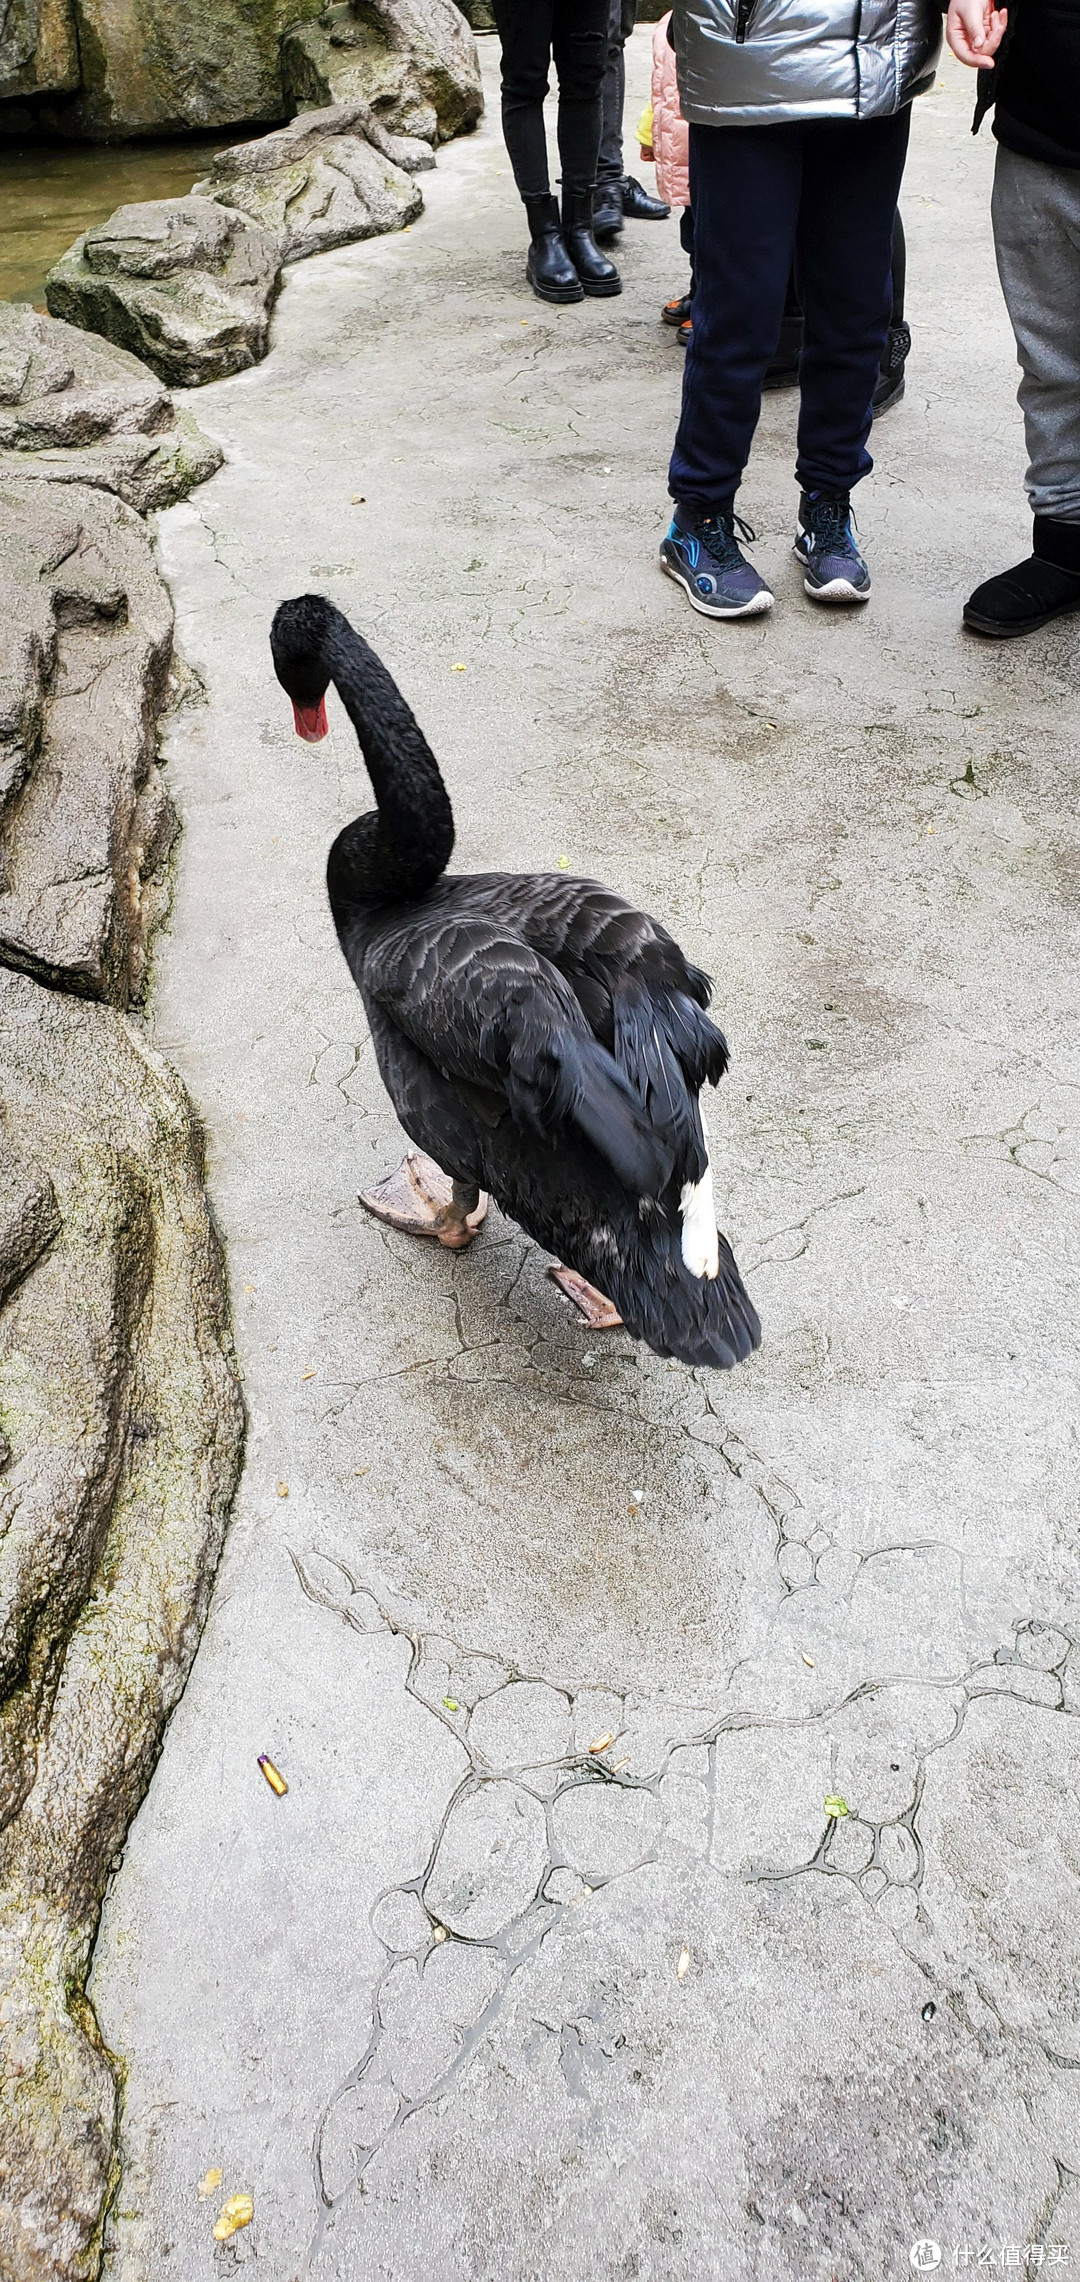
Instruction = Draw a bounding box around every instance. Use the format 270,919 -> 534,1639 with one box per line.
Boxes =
674,0 -> 942,124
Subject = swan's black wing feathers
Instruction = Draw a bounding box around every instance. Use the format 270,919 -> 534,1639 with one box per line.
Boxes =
431,875 -> 730,1181
362,909 -> 677,1198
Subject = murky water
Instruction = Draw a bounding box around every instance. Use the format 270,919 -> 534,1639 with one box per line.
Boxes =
0,133 -> 259,308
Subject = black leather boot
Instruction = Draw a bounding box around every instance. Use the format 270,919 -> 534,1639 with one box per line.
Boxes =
524,194 -> 583,305
964,515 -> 1080,638
561,186 -> 622,297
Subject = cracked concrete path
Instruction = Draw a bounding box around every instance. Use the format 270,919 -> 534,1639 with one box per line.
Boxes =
92,33 -> 1080,2282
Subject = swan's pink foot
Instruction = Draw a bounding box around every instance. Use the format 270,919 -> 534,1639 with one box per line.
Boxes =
360,1151 -> 488,1249
548,1264 -> 623,1328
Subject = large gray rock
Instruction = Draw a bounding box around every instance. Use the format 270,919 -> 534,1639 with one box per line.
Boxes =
0,0 -> 78,100
2,0 -> 484,140
0,479 -> 175,1005
0,415 -> 223,516
36,0 -> 322,139
45,197 -> 281,389
282,0 -> 483,146
0,85 -> 244,2282
194,100 -> 429,264
0,966 -> 244,2282
0,303 -> 222,511
0,300 -> 167,443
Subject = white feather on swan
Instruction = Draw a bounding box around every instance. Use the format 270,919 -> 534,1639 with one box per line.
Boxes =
679,1109 -> 719,1280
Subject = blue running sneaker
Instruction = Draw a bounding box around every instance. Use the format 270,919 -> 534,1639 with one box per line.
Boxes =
794,491 -> 871,602
660,505 -> 774,619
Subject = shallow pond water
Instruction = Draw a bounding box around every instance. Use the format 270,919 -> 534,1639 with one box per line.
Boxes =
0,132 -> 260,308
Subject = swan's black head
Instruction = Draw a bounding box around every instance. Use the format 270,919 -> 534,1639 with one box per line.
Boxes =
271,592 -> 334,743
270,590 -> 455,903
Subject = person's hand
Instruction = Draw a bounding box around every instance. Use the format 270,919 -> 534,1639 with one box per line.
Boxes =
639,142 -> 654,161
946,0 -> 1007,67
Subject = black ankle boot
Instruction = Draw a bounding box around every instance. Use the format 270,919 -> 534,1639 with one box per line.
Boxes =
963,514 -> 1080,638
524,194 -> 583,305
560,186 -> 621,297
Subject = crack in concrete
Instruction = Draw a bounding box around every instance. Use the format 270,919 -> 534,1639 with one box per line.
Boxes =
287,1555 -> 1080,2274
962,1104 -> 1074,1192
191,506 -> 258,598
745,1186 -> 866,1274
701,1411 -> 824,1597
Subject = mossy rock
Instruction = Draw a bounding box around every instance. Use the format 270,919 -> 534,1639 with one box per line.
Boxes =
282,0 -> 483,145
194,109 -> 425,261
53,0 -> 324,138
0,968 -> 244,2281
0,0 -> 79,101
45,197 -> 282,389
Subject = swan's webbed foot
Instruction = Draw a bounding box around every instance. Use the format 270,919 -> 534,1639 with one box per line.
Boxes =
360,1151 -> 488,1249
548,1264 -> 623,1328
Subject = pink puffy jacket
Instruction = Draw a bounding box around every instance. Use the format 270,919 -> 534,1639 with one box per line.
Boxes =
651,14 -> 689,213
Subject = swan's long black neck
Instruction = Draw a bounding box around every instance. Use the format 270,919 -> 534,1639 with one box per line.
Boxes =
307,604 -> 454,914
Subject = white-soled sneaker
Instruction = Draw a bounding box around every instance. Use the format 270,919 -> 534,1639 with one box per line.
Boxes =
661,505 -> 774,620
794,491 -> 871,603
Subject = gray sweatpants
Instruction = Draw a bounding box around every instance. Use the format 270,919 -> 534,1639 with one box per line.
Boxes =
992,144 -> 1080,524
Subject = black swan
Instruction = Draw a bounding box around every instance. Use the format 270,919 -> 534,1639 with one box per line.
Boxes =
270,594 -> 760,1371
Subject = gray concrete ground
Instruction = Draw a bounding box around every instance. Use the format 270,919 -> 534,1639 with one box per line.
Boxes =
92,33 -> 1080,2282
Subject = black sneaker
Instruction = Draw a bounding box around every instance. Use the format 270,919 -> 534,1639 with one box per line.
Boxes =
873,321 -> 910,415
660,505 -> 774,619
794,492 -> 870,603
662,292 -> 692,327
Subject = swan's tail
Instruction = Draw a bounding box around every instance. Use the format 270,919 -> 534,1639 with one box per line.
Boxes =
501,1022 -> 757,1368
573,1208 -> 760,1371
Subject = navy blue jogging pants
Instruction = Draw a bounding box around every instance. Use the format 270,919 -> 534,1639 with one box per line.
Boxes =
669,106 -> 912,509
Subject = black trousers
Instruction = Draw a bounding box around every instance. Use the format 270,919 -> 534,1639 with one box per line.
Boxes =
669,109 -> 912,508
492,0 -> 609,202
598,0 -> 638,187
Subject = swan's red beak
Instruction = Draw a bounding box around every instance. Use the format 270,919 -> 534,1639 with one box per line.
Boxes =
292,696 -> 329,743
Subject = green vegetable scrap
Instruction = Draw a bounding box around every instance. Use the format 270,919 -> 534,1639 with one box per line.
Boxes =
823,1794 -> 850,1818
